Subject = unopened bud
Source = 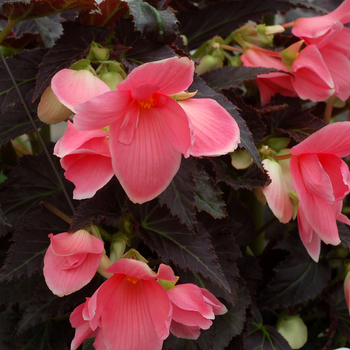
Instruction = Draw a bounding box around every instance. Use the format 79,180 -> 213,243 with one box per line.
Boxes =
230,150 -> 253,170
229,55 -> 243,67
98,72 -> 124,91
110,237 -> 127,263
86,42 -> 110,62
195,55 -> 223,75
97,254 -> 113,279
37,86 -> 72,124
276,314 -> 307,349
268,137 -> 291,152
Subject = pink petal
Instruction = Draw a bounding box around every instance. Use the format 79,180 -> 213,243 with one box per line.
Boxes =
200,288 -> 227,315
117,56 -> 195,96
99,277 -> 164,350
291,45 -> 335,102
178,98 -> 240,156
292,0 -> 350,41
170,320 -> 201,340
262,159 -> 294,224
49,230 -> 104,256
171,303 -> 213,329
290,156 -> 341,246
297,154 -> 335,203
43,248 -> 103,296
108,107 -> 187,203
105,259 -> 176,282
51,69 -> 110,112
54,121 -> 109,158
62,153 -> 114,199
143,280 -> 173,339
319,47 -> 350,101
37,85 -> 72,124
290,122 -> 350,157
317,154 -> 350,201
117,100 -> 140,145
74,90 -> 132,131
167,284 -> 214,319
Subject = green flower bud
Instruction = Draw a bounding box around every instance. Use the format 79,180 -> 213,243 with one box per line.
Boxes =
195,55 -> 223,75
98,72 -> 124,91
267,137 -> 291,152
86,41 -> 110,62
276,314 -> 307,349
230,150 -> 253,170
110,239 -> 127,263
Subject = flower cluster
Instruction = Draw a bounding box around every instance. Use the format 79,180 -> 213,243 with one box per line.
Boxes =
43,231 -> 227,350
41,56 -> 240,203
240,0 -> 350,105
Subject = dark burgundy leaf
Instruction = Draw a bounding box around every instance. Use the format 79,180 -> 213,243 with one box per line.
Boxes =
70,177 -> 127,232
128,2 -> 178,44
194,165 -> 227,220
34,22 -> 111,100
77,0 -> 128,27
130,200 -> 230,291
201,66 -> 280,92
0,48 -> 47,113
0,206 -> 12,238
158,157 -> 197,230
211,155 -> 270,191
259,233 -> 331,309
2,0 -> 97,22
178,1 -> 297,50
266,95 -> 326,143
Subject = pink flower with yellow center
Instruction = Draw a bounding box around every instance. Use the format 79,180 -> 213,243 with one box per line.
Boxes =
52,56 -> 240,203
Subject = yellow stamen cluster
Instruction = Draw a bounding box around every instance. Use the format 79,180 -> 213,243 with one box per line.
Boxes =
138,96 -> 154,109
126,276 -> 139,284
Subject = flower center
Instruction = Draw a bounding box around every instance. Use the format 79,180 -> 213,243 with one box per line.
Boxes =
138,96 -> 154,109
126,276 -> 140,284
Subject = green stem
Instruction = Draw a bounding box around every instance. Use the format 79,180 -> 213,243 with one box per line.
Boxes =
0,21 -> 15,47
324,95 -> 337,124
28,130 -> 43,154
39,124 -> 51,145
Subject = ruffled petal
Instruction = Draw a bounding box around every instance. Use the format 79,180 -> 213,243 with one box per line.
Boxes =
262,159 -> 294,223
168,284 -> 214,319
290,122 -> 350,157
290,156 -> 341,245
54,121 -> 109,158
297,205 -> 321,262
200,288 -> 227,315
297,154 -> 335,203
105,259 -> 175,282
117,56 -> 195,96
319,47 -> 350,101
291,45 -> 335,102
74,90 -> 132,131
109,109 -> 184,203
178,98 -> 240,156
171,303 -> 213,329
292,0 -> 350,41
51,69 -> 110,112
318,154 -> 350,202
50,230 -> 104,256
170,320 -> 201,340
62,154 -> 114,199
38,85 -> 72,124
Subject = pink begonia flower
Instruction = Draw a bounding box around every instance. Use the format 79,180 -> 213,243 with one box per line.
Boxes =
59,56 -> 241,203
241,48 -> 296,105
54,121 -> 114,199
70,259 -> 176,350
292,0 -> 350,45
262,158 -> 294,224
43,230 -> 104,297
290,122 -> 350,261
167,283 -> 227,340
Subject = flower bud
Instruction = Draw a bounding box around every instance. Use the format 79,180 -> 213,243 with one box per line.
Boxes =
98,71 -> 124,91
37,85 -> 72,124
97,254 -> 113,279
110,234 -> 128,263
230,150 -> 253,169
195,55 -> 223,75
276,314 -> 307,349
86,41 -> 110,62
268,137 -> 291,152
